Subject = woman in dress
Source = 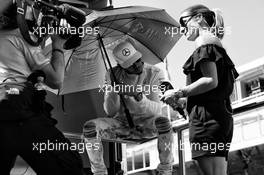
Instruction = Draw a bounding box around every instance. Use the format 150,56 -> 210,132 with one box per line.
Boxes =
161,4 -> 238,175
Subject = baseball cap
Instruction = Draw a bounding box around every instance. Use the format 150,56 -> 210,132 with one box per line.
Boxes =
112,41 -> 142,68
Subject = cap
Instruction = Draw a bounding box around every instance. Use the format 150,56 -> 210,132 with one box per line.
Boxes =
113,41 -> 142,68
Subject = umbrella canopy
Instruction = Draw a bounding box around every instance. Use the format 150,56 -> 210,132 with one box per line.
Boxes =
45,6 -> 182,94
82,6 -> 181,64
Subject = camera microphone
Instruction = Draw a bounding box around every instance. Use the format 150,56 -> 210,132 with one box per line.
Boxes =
160,81 -> 187,119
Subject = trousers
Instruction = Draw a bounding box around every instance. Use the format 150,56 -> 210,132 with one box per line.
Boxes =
83,117 -> 174,175
0,116 -> 84,175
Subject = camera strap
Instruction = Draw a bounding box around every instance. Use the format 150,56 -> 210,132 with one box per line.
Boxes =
16,0 -> 42,46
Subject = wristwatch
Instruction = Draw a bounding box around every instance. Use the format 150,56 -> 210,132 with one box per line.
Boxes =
134,92 -> 143,101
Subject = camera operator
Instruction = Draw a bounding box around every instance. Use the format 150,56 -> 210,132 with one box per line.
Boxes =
0,1 -> 83,174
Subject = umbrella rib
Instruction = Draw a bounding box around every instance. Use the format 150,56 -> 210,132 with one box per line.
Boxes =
76,18 -> 137,51
100,15 -> 118,38
95,14 -> 134,25
94,11 -> 137,24
76,39 -> 99,50
95,15 -> 110,25
100,18 -> 137,38
65,48 -> 76,71
76,30 -> 104,50
101,33 -> 127,39
97,15 -> 178,28
76,18 -> 128,50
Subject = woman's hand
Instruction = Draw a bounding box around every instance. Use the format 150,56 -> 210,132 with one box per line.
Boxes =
170,98 -> 187,111
161,89 -> 177,105
161,89 -> 184,104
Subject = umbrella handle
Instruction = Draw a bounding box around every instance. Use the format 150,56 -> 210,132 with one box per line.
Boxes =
98,35 -> 135,129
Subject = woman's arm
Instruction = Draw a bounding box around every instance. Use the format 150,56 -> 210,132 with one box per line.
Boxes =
161,61 -> 218,105
183,61 -> 218,96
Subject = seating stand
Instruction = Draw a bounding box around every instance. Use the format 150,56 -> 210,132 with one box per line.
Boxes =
108,142 -> 123,175
103,137 -> 157,175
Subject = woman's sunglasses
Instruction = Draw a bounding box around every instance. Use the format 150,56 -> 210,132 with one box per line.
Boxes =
179,14 -> 196,27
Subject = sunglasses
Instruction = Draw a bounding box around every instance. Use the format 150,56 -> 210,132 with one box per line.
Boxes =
179,14 -> 197,27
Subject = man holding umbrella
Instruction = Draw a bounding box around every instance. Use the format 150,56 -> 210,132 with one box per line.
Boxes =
83,40 -> 174,175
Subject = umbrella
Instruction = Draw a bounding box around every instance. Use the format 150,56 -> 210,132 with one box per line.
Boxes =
52,5 -> 182,94
44,6 -> 182,128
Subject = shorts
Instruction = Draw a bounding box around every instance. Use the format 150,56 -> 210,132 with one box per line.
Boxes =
188,100 -> 234,160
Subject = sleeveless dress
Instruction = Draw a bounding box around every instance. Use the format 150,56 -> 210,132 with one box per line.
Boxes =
183,44 -> 239,160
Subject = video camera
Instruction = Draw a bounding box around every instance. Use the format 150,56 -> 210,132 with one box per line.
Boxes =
16,0 -> 87,49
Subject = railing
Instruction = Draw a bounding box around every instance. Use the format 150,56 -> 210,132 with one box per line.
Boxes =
172,120 -> 189,175
232,91 -> 264,109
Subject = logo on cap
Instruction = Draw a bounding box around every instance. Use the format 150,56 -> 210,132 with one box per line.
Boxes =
122,48 -> 131,56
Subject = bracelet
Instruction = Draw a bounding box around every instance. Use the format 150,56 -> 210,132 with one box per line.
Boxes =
53,49 -> 64,55
179,88 -> 188,97
174,89 -> 187,98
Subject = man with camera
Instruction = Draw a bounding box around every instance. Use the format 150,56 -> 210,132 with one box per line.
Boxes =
0,0 -> 83,174
83,40 -> 174,175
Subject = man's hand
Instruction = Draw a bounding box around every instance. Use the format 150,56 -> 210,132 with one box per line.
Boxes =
34,76 -> 48,91
50,19 -> 70,49
117,84 -> 143,101
118,89 -> 139,97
